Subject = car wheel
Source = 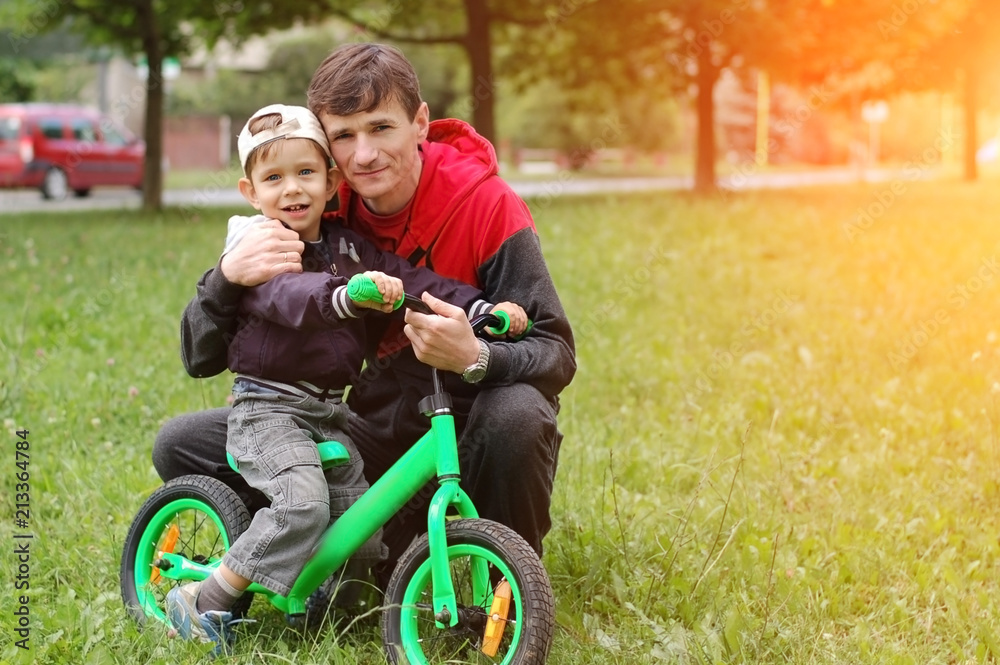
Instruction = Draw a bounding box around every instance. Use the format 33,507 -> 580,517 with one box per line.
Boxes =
73,188 -> 91,198
41,168 -> 69,201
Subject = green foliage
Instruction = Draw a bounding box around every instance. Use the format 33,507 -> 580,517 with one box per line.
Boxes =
402,44 -> 468,122
168,68 -> 289,119
6,181 -> 1000,661
0,57 -> 35,101
168,32 -> 471,130
497,77 -> 683,158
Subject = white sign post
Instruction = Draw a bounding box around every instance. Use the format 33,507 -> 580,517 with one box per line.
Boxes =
861,100 -> 890,166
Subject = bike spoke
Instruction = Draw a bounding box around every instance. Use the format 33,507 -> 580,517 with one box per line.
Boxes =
404,559 -> 518,663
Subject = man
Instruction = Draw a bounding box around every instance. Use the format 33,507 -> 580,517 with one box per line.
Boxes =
153,43 -> 575,587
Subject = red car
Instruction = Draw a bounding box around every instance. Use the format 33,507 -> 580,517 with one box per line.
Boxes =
0,103 -> 144,200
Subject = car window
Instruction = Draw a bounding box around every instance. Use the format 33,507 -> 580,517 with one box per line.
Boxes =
39,119 -> 65,140
0,117 -> 20,142
71,118 -> 96,142
102,124 -> 128,146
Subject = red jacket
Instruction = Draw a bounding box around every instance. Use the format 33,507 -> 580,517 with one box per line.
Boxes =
328,119 -> 535,289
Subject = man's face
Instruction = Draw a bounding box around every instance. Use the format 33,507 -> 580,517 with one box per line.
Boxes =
318,99 -> 429,216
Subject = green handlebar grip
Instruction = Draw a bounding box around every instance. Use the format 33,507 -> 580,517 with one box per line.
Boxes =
486,310 -> 511,335
347,274 -> 403,310
486,310 -> 534,340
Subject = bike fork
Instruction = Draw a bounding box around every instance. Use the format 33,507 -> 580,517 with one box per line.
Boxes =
426,477 -> 487,628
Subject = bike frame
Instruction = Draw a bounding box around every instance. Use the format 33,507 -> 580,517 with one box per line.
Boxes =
156,372 -> 487,628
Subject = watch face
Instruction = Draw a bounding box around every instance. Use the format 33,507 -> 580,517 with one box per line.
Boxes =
463,367 -> 487,383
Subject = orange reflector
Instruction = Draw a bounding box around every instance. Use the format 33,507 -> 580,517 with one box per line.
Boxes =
481,580 -> 512,656
151,523 -> 180,583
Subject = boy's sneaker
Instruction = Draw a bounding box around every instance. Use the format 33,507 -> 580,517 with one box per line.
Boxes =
166,581 -> 238,657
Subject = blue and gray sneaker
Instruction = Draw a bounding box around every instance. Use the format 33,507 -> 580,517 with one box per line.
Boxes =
166,581 -> 239,657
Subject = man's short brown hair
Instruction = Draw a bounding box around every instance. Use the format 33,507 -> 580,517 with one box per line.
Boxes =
307,43 -> 422,121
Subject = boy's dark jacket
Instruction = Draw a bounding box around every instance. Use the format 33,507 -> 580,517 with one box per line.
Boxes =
225,222 -> 487,390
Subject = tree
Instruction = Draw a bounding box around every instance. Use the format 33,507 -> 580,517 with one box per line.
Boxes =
893,0 -> 1000,181
501,0 -> 786,192
0,56 -> 35,101
0,0 -> 331,209
324,0 -> 555,147
504,0 -> 976,192
501,0 -> 812,192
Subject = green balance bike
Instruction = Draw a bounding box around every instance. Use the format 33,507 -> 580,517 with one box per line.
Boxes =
120,275 -> 554,664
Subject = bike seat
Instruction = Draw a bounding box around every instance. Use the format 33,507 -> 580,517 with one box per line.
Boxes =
226,441 -> 351,474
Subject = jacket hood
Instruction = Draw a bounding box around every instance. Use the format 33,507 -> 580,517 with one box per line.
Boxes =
334,118 -> 497,258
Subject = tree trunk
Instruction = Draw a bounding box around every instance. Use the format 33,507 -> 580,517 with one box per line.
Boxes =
963,65 -> 978,182
463,0 -> 496,146
694,46 -> 719,194
142,55 -> 165,210
137,0 -> 163,210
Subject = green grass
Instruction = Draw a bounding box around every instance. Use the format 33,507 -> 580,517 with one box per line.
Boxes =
4,180 -> 1000,663
165,166 -> 243,191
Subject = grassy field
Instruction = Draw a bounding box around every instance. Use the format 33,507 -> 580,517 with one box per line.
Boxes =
4,180 -> 1000,663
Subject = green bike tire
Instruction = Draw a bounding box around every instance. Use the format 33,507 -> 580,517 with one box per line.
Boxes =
382,519 -> 555,665
120,475 -> 251,626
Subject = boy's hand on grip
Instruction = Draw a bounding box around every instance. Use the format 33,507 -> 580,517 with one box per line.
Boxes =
490,302 -> 528,338
355,271 -> 403,313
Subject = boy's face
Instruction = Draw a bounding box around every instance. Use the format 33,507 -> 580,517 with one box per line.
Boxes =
318,98 -> 429,217
238,138 -> 337,242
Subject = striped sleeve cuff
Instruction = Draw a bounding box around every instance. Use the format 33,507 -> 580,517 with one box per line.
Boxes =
331,285 -> 362,319
468,299 -> 493,320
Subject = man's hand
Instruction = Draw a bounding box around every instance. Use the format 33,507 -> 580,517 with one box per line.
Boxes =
354,271 -> 403,313
404,292 -> 481,374
220,218 -> 305,286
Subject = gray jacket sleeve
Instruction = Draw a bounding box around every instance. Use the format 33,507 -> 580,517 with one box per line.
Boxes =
179,264 -> 244,378
478,227 -> 576,398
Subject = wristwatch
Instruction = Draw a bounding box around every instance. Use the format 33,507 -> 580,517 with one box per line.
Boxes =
461,339 -> 491,384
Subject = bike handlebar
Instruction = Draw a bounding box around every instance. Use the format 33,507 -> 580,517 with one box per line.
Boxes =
347,273 -> 405,311
347,274 -> 532,339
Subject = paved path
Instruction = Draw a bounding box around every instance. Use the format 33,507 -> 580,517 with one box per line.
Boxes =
0,167 -> 903,216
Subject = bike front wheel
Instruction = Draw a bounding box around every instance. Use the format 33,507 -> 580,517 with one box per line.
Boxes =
382,519 -> 555,665
120,475 -> 251,625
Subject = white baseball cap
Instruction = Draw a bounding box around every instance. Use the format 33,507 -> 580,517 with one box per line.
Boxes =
237,103 -> 333,175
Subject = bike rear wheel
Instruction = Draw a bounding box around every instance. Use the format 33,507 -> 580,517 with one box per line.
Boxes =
120,475 -> 251,625
382,519 -> 555,665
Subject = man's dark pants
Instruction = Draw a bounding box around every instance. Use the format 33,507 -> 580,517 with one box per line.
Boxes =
152,383 -> 562,588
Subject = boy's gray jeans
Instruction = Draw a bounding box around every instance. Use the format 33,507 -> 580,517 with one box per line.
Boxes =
222,382 -> 384,597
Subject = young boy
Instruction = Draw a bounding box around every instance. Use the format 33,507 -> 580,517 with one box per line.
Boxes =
165,104 -> 525,653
